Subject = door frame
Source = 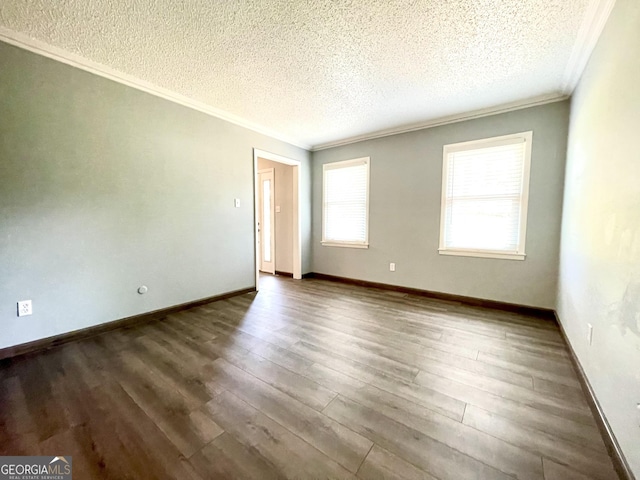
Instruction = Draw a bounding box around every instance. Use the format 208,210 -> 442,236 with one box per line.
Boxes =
257,168 -> 276,274
253,149 -> 302,291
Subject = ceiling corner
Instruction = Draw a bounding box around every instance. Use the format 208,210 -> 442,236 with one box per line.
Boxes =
561,0 -> 618,95
310,93 -> 570,152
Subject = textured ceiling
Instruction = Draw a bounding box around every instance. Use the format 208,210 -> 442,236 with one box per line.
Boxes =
1,0 -> 598,149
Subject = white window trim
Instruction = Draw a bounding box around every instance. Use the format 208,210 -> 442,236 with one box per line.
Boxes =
322,157 -> 370,248
438,131 -> 533,261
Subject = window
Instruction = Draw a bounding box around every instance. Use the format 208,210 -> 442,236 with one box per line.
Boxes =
322,157 -> 370,248
439,132 -> 532,260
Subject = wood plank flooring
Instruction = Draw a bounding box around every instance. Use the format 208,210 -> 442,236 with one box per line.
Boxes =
0,275 -> 617,479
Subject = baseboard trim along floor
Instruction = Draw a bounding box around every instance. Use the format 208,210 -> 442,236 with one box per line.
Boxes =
307,272 -> 555,319
0,286 -> 255,361
555,313 -> 635,480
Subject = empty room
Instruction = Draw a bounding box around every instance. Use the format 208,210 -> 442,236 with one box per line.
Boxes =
0,1 -> 638,479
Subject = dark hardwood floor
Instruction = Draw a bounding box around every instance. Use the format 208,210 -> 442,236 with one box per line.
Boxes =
0,275 -> 617,479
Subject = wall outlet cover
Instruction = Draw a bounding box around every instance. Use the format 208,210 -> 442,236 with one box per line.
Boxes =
17,300 -> 32,317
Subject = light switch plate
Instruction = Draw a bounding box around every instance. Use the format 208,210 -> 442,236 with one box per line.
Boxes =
234,198 -> 240,208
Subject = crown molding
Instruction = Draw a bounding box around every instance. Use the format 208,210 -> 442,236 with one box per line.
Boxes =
311,93 -> 569,151
0,27 -> 311,151
561,0 -> 617,94
1,22 -> 590,155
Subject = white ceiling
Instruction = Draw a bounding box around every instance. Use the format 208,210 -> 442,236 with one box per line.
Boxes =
0,0 -> 613,150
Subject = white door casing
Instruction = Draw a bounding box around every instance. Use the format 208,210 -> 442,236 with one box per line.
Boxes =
253,149 -> 302,291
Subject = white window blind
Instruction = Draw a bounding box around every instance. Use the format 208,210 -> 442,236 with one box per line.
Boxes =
439,132 -> 532,260
322,157 -> 370,248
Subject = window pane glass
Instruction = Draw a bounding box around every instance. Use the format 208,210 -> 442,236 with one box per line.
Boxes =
446,197 -> 521,250
323,159 -> 369,244
441,135 -> 530,255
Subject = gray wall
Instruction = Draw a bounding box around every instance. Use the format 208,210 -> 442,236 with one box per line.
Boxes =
0,41 -> 311,350
312,101 -> 569,309
257,158 -> 294,274
557,0 -> 640,474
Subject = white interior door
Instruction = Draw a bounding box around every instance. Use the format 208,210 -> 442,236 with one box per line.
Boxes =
258,168 -> 275,274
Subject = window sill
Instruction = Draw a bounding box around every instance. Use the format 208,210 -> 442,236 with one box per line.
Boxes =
322,242 -> 369,249
438,249 -> 525,260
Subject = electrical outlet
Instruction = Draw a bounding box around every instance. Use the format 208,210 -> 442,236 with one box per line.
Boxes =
389,263 -> 396,272
17,300 -> 32,317
587,324 -> 593,345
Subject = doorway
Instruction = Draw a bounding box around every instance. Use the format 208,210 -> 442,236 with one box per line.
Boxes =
257,168 -> 275,274
253,149 -> 302,291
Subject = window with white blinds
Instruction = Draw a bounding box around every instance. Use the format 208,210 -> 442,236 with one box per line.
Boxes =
439,132 -> 532,260
322,157 -> 370,248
